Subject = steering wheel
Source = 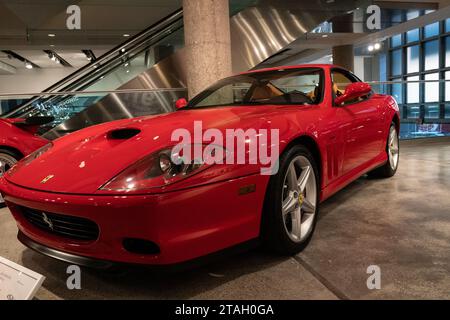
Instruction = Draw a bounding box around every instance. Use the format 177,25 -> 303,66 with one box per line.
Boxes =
285,90 -> 314,104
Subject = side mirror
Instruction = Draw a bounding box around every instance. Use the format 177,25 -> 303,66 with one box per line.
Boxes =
175,98 -> 188,109
334,82 -> 372,106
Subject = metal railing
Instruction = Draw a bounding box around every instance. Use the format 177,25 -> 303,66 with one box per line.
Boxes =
1,80 -> 449,140
1,9 -> 184,119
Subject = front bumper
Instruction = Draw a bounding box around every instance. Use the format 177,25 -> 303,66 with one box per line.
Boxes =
18,231 -> 115,269
0,174 -> 268,265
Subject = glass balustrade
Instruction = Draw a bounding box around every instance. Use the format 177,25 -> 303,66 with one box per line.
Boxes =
1,79 -> 449,141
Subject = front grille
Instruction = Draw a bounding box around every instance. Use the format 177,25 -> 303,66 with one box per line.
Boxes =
20,206 -> 99,241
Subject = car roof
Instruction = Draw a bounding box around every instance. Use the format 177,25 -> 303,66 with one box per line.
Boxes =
240,64 -> 343,75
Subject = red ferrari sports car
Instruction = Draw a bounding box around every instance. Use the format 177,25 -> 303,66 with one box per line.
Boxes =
0,65 -> 400,268
0,117 -> 52,206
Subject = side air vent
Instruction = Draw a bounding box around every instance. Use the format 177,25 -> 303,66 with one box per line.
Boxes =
107,128 -> 141,140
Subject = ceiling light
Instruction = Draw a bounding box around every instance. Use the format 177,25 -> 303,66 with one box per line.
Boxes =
368,45 -> 374,52
48,33 -> 56,37
123,34 -> 130,37
25,62 -> 33,69
322,34 -> 328,38
121,48 -> 126,53
374,43 -> 381,50
124,62 -> 129,67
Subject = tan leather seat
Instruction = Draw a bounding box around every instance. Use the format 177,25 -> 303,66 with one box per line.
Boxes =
333,83 -> 345,96
306,87 -> 318,101
251,84 -> 283,100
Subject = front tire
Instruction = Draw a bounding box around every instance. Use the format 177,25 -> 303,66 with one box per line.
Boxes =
261,145 -> 320,255
368,122 -> 399,178
0,149 -> 21,208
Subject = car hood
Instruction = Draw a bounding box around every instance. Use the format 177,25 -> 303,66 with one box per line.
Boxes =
6,105 -> 292,194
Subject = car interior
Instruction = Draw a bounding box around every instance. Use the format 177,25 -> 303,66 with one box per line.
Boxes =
188,70 -> 324,108
246,80 -> 321,105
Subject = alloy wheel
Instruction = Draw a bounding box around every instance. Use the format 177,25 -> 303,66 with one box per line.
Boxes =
281,155 -> 317,243
388,126 -> 399,171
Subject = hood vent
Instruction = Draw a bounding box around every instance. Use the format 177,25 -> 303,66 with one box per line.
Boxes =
107,128 -> 141,140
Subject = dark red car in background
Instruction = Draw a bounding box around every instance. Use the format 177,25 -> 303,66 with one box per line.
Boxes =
0,117 -> 52,206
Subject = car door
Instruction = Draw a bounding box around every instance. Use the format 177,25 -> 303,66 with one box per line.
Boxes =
332,69 -> 384,175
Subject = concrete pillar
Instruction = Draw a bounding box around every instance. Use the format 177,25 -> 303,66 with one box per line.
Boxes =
332,45 -> 354,72
331,11 -> 354,72
183,0 -> 232,98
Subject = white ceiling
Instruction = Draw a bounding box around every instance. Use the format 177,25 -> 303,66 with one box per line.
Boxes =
0,0 -> 181,72
0,0 -> 182,47
1,0 -> 449,72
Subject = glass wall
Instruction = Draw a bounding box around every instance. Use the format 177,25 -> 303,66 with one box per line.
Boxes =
387,11 -> 450,139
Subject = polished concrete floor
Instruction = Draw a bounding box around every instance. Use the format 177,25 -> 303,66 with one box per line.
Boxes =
0,137 -> 449,300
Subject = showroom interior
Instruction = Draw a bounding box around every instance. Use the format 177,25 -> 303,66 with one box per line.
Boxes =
0,0 -> 449,301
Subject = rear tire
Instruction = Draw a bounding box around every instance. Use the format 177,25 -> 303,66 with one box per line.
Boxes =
0,149 -> 21,208
261,145 -> 320,255
368,122 -> 399,178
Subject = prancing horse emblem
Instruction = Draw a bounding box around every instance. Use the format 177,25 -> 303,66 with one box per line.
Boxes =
42,213 -> 54,230
298,193 -> 304,206
40,175 -> 54,184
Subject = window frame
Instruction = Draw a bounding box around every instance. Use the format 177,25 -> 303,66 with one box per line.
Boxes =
387,15 -> 450,123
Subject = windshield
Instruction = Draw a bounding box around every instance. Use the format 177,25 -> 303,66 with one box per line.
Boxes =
186,68 -> 324,109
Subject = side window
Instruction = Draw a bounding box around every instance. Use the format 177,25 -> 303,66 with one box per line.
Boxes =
331,70 -> 355,97
195,82 -> 252,107
331,70 -> 367,105
269,72 -> 322,104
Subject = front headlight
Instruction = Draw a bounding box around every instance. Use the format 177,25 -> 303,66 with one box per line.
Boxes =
6,143 -> 53,177
100,144 -> 227,192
